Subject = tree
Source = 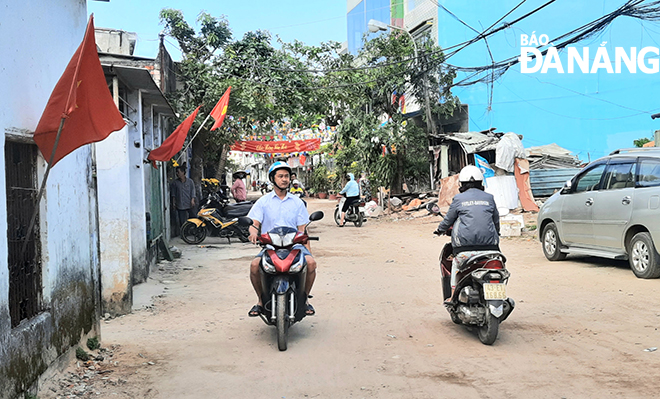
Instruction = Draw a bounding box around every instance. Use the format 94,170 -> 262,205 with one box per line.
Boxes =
634,137 -> 651,147
330,31 -> 457,193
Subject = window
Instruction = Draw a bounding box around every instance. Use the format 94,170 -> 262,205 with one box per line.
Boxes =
574,163 -> 606,193
637,159 -> 660,188
5,141 -> 42,327
602,162 -> 636,190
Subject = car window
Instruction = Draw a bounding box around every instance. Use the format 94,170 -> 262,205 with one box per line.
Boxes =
602,162 -> 636,190
574,164 -> 606,193
637,159 -> 660,188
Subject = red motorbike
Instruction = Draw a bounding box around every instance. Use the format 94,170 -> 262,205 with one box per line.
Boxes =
436,228 -> 515,345
239,211 -> 323,351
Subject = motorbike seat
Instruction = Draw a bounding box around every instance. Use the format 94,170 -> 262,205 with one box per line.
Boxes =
457,251 -> 506,269
226,202 -> 253,218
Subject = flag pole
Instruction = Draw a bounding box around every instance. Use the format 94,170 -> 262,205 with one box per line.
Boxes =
21,117 -> 66,257
175,113 -> 212,164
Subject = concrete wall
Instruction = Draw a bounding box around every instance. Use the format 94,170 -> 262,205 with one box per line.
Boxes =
128,91 -> 148,286
0,2 -> 100,397
96,121 -> 133,316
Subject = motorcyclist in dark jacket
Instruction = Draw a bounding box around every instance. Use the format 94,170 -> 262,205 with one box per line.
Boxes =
435,165 -> 500,296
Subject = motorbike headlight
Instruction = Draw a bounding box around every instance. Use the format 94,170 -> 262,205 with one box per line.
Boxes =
261,252 -> 276,274
288,251 -> 304,273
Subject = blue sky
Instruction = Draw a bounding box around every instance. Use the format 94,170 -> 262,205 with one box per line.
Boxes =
433,0 -> 660,159
88,0 -> 348,60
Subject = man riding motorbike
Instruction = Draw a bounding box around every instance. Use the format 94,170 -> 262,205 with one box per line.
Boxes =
338,172 -> 360,227
434,165 -> 500,300
246,161 -> 317,317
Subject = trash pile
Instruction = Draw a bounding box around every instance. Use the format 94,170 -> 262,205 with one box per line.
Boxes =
526,143 -> 582,169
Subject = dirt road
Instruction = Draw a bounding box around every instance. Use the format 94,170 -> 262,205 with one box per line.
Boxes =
42,198 -> 660,399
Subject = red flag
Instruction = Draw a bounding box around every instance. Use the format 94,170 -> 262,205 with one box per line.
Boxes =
33,15 -> 125,166
209,87 -> 231,131
147,106 -> 200,167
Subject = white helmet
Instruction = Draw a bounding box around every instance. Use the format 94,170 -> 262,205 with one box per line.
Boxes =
458,165 -> 484,183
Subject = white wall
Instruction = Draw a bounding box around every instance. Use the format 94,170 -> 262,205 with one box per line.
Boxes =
96,125 -> 133,315
0,1 -> 100,396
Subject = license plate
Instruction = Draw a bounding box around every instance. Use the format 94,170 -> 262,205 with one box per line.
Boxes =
483,283 -> 507,300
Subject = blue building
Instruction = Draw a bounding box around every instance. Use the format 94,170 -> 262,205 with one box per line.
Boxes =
347,0 -> 660,160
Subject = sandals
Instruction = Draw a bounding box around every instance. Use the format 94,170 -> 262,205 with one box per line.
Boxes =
338,221 -> 345,227
248,304 -> 264,317
305,303 -> 316,316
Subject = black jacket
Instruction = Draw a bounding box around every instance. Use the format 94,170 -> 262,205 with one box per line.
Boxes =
437,188 -> 500,255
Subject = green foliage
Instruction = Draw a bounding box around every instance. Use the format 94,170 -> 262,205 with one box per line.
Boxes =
24,394 -> 38,399
159,9 -> 457,190
75,347 -> 90,361
86,336 -> 100,351
309,166 -> 330,193
634,137 -> 651,147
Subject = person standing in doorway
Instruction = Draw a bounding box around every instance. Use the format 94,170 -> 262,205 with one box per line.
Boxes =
231,172 -> 247,202
171,165 -> 197,229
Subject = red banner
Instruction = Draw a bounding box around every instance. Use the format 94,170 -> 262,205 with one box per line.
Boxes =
231,139 -> 321,153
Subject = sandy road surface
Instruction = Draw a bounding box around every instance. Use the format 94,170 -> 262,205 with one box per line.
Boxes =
42,198 -> 660,399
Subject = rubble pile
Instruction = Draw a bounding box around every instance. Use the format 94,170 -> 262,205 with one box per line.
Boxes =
526,143 -> 582,169
43,345 -> 124,399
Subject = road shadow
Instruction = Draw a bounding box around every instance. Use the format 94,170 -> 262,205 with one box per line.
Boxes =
566,255 -> 630,272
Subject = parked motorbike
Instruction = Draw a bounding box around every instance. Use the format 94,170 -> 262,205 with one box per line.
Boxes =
435,227 -> 515,345
180,192 -> 253,245
334,195 -> 366,227
239,211 -> 323,351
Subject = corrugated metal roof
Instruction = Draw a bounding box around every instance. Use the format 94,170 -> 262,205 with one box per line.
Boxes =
445,132 -> 499,154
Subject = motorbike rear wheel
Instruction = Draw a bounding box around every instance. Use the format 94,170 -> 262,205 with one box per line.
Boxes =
353,209 -> 363,227
478,310 -> 500,345
181,221 -> 206,244
276,294 -> 289,351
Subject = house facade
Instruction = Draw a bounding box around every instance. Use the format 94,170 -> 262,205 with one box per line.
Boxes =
0,2 -> 101,397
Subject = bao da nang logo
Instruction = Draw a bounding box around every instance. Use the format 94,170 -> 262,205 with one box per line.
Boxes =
518,32 -> 660,74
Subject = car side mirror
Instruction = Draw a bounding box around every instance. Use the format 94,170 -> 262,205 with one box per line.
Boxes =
309,211 -> 324,221
560,179 -> 572,194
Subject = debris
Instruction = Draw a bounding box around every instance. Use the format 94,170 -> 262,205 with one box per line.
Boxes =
169,246 -> 182,258
644,347 -> 657,352
387,334 -> 396,339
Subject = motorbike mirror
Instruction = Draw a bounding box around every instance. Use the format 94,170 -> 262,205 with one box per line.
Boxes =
425,201 -> 442,217
309,211 -> 324,221
237,216 -> 253,226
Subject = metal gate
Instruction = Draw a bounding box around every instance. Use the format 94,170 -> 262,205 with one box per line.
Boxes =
5,141 -> 41,327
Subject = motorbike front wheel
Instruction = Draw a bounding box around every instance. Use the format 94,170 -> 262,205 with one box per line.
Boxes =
333,207 -> 342,226
478,310 -> 500,345
181,221 -> 207,244
276,293 -> 289,351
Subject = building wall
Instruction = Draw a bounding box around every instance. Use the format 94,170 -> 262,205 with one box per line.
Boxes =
347,0 -> 392,54
96,123 -> 133,316
0,2 -> 100,397
128,91 -> 148,286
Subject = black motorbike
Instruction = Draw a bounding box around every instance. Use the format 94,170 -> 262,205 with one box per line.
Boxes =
180,192 -> 253,244
436,228 -> 515,345
240,211 -> 323,351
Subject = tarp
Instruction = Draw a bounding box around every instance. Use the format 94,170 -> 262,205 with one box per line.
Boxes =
231,139 -> 320,153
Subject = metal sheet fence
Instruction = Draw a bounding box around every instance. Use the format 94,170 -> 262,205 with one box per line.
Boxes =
529,168 -> 581,198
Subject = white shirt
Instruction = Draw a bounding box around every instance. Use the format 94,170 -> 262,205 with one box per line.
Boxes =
247,191 -> 309,233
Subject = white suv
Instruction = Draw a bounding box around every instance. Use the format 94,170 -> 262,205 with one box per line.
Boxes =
537,147 -> 660,278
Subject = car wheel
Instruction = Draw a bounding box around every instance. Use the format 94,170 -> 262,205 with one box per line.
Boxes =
629,232 -> 660,279
542,222 -> 566,261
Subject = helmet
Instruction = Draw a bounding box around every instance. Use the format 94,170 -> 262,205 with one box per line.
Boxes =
458,165 -> 483,183
268,161 -> 292,183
